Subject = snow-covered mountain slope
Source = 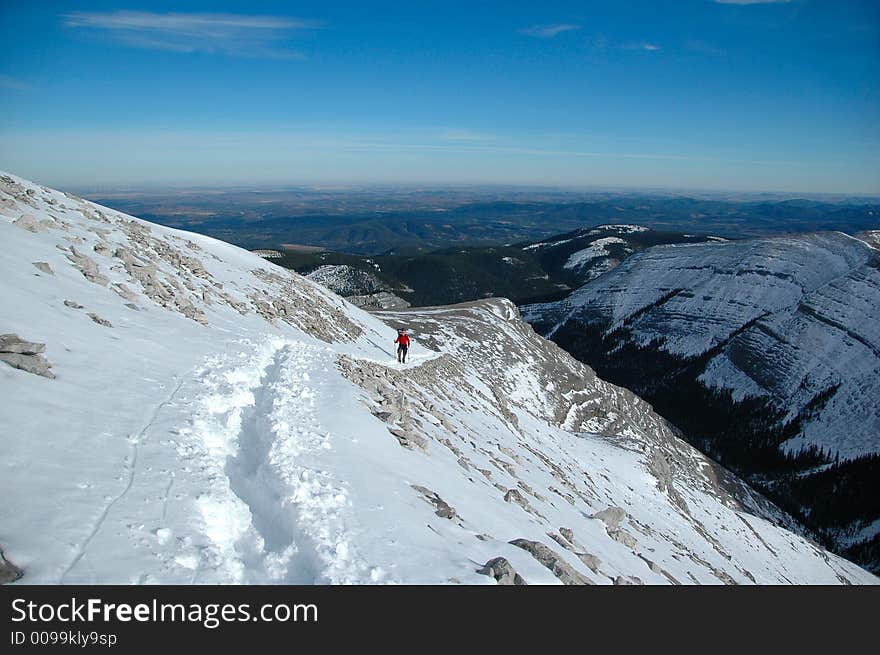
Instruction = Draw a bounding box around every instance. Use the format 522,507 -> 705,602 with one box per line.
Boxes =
0,172 -> 875,585
306,264 -> 410,310
521,232 -> 880,571
520,224 -> 716,287
305,263 -> 386,296
522,232 -> 880,460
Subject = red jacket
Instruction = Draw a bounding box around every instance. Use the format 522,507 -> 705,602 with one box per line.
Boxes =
395,334 -> 410,347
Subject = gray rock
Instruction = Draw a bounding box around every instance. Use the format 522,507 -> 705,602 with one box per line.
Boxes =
649,450 -> 675,493
388,426 -> 428,450
87,313 -> 112,327
347,291 -> 411,310
66,246 -> 109,286
111,283 -> 139,303
0,352 -> 55,378
0,334 -> 45,355
504,488 -> 530,509
509,538 -> 593,585
608,528 -> 638,549
0,549 -> 23,584
577,552 -> 602,573
32,261 -> 53,275
13,214 -> 48,233
411,485 -> 458,520
477,557 -> 526,585
93,242 -> 112,256
592,506 -> 627,530
549,532 -> 573,551
64,300 -> 84,309
614,575 -> 644,586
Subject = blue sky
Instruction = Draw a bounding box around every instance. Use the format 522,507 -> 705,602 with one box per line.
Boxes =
1,1 -> 878,194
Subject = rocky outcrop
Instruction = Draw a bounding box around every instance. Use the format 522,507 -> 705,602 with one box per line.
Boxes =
614,575 -> 644,585
87,313 -> 113,327
347,291 -> 411,311
592,506 -> 638,549
13,213 -> 51,233
0,334 -> 54,379
503,488 -> 530,509
411,485 -> 458,520
65,245 -> 109,287
509,538 -> 593,585
477,557 -> 526,585
592,506 -> 627,530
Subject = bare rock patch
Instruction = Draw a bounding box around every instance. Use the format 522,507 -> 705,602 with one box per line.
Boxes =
477,557 -> 526,585
509,538 -> 592,585
0,334 -> 54,378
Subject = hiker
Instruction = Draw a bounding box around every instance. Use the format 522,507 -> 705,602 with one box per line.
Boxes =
394,328 -> 411,363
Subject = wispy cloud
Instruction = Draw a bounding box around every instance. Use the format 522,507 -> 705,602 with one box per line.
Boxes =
518,24 -> 581,38
62,11 -> 318,58
622,42 -> 662,52
0,75 -> 31,90
712,1 -> 792,5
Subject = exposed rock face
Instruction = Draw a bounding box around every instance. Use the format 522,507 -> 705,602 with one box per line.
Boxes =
337,355 -> 433,451
87,313 -> 113,327
32,261 -> 53,275
306,264 -> 386,296
592,506 -> 627,530
305,265 -> 411,310
614,575 -> 643,585
592,507 -> 639,549
347,291 -> 411,311
504,488 -> 530,509
477,557 -> 526,585
576,552 -> 602,574
411,485 -> 458,520
65,245 -> 109,287
509,539 -> 593,585
376,299 -> 799,534
0,334 -> 45,355
0,334 -> 54,378
13,213 -> 51,233
5,172 -> 365,340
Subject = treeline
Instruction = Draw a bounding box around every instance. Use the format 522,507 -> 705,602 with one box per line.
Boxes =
555,320 -> 827,474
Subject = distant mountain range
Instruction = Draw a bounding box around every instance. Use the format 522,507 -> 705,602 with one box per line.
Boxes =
89,188 -> 880,255
267,224 -> 721,307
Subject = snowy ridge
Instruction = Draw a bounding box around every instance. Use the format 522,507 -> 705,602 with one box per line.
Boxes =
306,264 -> 384,296
523,233 -> 880,460
0,172 -> 875,584
564,237 -> 629,272
306,264 -> 410,310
